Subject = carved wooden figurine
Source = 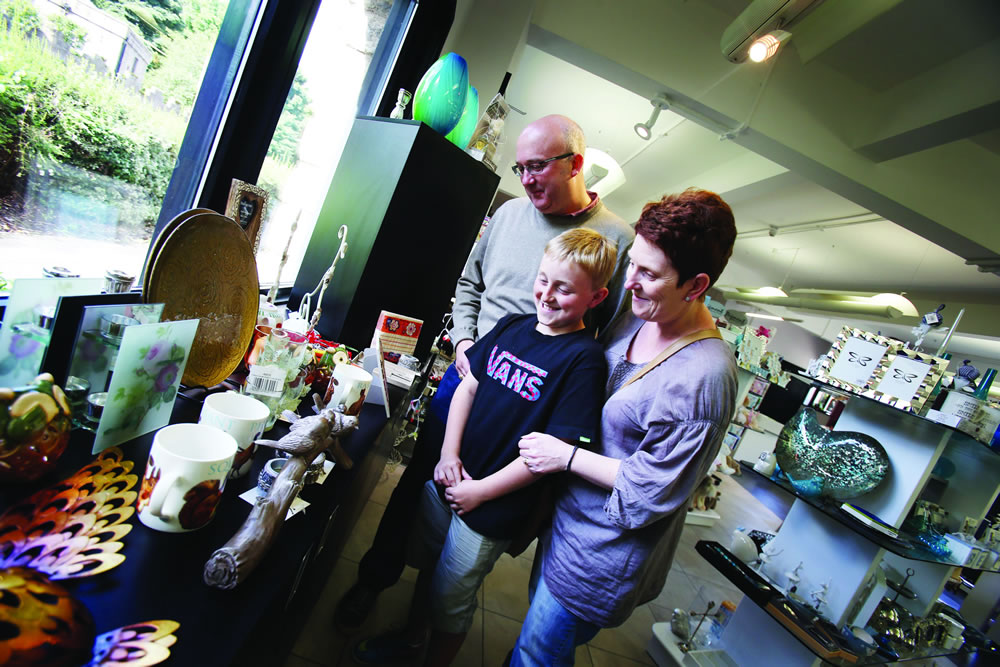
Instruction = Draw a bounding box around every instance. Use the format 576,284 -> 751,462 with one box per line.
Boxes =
203,396 -> 358,589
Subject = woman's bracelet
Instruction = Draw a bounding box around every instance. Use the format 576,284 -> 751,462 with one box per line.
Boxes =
566,445 -> 580,472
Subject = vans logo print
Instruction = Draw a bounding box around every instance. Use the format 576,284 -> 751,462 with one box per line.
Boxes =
486,346 -> 548,402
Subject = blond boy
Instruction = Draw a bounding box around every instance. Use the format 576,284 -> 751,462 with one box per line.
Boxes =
355,229 -> 617,666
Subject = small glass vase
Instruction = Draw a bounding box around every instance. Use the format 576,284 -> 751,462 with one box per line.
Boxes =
243,328 -> 310,429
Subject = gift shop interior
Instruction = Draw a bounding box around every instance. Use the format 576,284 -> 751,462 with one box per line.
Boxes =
1,0 -> 999,666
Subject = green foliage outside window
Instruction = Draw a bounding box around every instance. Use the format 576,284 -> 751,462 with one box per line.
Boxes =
50,14 -> 87,55
0,0 -> 228,234
0,15 -> 182,231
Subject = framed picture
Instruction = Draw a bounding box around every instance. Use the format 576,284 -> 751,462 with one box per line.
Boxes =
814,326 -> 949,414
749,376 -> 769,396
41,292 -> 142,386
225,179 -> 269,253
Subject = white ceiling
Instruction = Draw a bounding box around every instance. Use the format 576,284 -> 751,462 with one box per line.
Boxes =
486,0 -> 1000,368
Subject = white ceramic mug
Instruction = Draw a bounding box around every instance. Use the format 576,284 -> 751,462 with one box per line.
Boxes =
198,391 -> 270,478
324,364 -> 373,416
137,423 -> 237,533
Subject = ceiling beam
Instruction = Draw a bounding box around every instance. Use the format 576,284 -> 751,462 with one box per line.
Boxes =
856,99 -> 1000,162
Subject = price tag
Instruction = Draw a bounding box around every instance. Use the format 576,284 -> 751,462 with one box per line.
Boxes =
876,355 -> 932,403
246,364 -> 285,397
829,337 -> 887,387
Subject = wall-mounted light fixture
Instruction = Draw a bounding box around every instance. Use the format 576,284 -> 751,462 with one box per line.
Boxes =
720,288 -> 919,319
747,30 -> 792,62
634,94 -> 670,140
582,148 -> 626,198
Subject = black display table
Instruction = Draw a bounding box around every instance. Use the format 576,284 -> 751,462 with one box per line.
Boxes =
0,391 -> 404,665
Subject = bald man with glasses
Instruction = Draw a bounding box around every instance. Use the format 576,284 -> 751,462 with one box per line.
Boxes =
336,115 -> 634,641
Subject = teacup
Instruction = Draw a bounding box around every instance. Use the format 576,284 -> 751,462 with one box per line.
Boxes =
137,423 -> 237,533
198,391 -> 270,478
324,364 -> 373,416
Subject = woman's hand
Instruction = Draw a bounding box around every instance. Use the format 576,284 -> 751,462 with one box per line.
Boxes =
518,432 -> 573,475
434,456 -> 471,487
444,479 -> 487,515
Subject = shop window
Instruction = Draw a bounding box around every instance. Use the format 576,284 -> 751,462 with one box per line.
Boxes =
254,0 -> 395,289
1,0 -> 444,298
0,0 -> 235,289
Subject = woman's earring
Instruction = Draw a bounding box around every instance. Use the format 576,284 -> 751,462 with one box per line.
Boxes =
684,296 -> 691,302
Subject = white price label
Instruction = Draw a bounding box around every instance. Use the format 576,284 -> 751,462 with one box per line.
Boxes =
876,355 -> 932,404
828,337 -> 887,387
246,364 -> 286,397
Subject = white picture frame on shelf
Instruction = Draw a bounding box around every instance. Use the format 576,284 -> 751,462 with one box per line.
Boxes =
816,326 -> 949,413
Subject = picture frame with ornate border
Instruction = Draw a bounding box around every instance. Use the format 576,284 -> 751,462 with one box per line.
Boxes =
225,179 -> 269,254
816,326 -> 948,413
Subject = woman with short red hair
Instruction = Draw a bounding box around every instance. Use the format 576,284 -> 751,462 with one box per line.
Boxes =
514,189 -> 739,665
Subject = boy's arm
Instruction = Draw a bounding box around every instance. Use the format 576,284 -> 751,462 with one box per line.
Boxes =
433,372 -> 479,487
443,438 -> 572,515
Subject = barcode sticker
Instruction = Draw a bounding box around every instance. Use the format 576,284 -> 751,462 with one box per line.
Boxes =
247,365 -> 285,397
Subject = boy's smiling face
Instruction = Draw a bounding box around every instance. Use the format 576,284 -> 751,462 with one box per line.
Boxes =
533,253 -> 608,336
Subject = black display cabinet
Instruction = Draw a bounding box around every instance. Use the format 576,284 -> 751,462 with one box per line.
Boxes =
290,117 -> 500,358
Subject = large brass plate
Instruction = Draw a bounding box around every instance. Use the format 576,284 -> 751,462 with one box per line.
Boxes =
141,208 -> 214,291
144,213 -> 258,387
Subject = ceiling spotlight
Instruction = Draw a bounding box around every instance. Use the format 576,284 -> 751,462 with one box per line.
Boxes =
634,94 -> 670,140
747,30 -> 791,63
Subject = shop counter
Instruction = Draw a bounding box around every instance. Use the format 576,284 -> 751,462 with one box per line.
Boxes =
0,393 -> 404,666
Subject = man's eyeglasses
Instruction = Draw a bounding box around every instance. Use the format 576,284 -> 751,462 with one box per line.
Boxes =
511,152 -> 575,178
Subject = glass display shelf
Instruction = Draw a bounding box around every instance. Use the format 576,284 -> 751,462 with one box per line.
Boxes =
738,461 -> 1000,573
791,373 -> 995,457
695,540 -> 968,666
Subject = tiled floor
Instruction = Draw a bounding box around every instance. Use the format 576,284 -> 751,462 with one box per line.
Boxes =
284,464 -> 785,667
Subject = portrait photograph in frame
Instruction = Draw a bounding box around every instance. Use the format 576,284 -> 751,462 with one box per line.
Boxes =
225,179 -> 270,253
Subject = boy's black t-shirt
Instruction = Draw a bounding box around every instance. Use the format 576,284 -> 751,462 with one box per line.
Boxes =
459,313 -> 606,539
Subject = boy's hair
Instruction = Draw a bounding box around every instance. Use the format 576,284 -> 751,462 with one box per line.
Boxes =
543,228 -> 618,289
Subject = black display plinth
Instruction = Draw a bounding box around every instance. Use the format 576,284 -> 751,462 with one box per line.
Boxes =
290,116 -> 500,359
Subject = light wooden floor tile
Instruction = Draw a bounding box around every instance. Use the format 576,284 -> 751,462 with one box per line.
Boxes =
284,652 -> 327,667
482,610 -> 592,667
453,607 -> 483,667
341,500 -> 388,562
369,461 -> 406,506
589,644 -> 651,666
587,603 -> 656,665
292,557 -> 355,665
482,553 -> 534,621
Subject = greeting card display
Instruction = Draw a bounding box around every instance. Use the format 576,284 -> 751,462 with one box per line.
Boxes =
815,327 -> 949,413
0,278 -> 103,386
93,319 -> 199,453
66,303 -> 165,401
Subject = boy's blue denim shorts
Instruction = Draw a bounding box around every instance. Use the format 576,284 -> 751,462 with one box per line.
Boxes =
408,479 -> 510,633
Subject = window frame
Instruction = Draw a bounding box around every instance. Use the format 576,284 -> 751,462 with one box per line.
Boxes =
0,0 -> 455,315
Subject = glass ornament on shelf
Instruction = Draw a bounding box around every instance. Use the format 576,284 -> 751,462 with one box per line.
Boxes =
412,52 -> 469,135
774,407 -> 889,500
389,88 -> 412,120
445,85 -> 479,148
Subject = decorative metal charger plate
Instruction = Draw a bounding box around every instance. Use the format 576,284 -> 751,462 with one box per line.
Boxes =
141,208 -> 214,290
144,213 -> 258,387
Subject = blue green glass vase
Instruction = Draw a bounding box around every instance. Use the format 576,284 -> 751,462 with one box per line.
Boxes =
412,52 -> 469,136
446,86 -> 479,149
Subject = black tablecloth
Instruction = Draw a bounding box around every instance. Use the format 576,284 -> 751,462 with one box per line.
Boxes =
0,395 -> 393,665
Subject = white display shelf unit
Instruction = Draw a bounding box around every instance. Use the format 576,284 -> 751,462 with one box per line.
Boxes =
703,377 -> 1000,666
